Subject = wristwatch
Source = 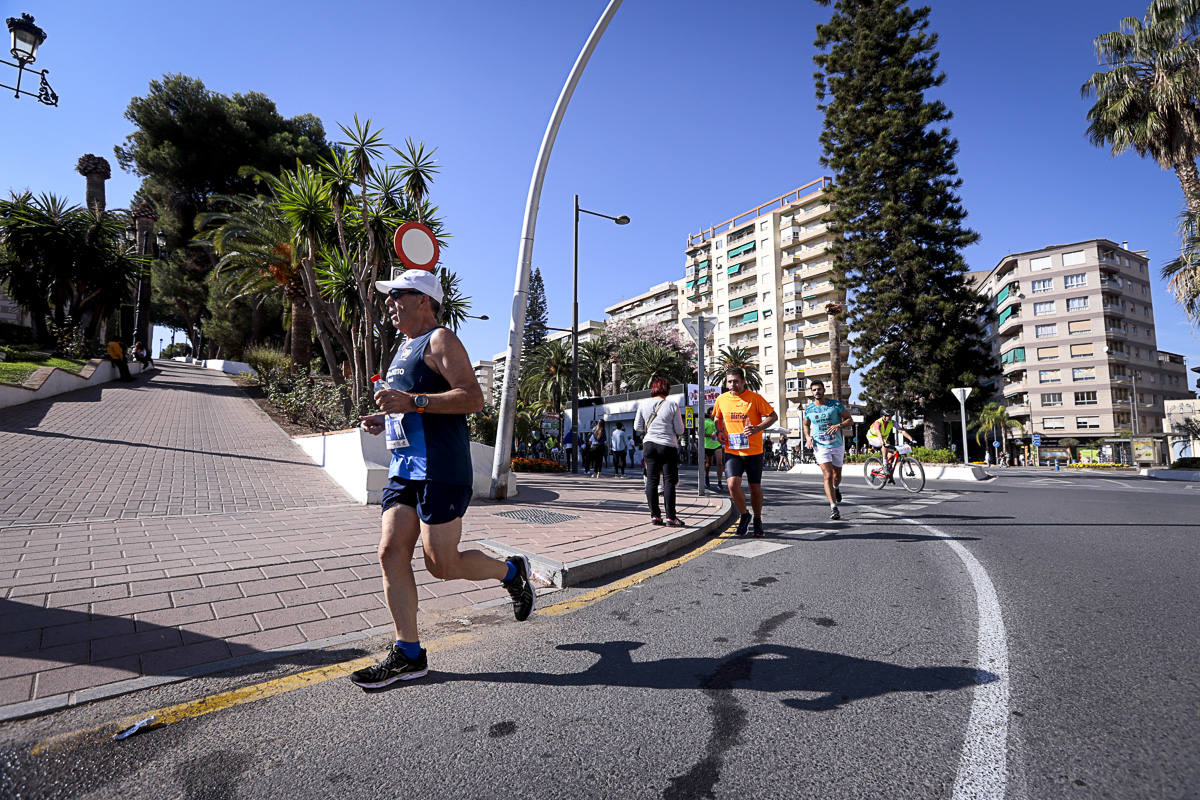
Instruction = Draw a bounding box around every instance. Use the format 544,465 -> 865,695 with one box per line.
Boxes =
413,394 -> 429,413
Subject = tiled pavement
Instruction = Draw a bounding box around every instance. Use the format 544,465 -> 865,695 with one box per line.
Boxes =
0,362 -> 728,720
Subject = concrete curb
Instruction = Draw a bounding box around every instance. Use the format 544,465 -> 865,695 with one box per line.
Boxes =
1140,468 -> 1200,481
480,497 -> 736,588
0,359 -> 148,409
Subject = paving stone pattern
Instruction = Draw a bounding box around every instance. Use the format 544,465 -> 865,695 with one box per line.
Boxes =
0,363 -> 725,714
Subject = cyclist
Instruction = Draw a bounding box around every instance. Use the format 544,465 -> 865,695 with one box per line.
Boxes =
866,410 -> 916,483
803,379 -> 853,520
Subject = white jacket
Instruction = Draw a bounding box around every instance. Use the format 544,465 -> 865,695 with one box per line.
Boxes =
634,395 -> 684,448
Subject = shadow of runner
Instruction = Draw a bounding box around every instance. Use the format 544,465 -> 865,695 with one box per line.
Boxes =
429,639 -> 993,710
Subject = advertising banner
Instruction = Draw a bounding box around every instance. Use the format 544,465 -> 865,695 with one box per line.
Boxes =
1132,437 -> 1156,463
686,384 -> 722,408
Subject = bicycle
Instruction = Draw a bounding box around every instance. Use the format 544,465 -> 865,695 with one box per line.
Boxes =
862,444 -> 925,492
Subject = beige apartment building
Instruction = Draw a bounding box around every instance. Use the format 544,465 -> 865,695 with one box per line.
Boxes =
970,239 -> 1192,445
682,179 -> 848,436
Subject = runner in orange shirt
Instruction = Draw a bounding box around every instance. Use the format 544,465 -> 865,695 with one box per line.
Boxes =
713,367 -> 778,537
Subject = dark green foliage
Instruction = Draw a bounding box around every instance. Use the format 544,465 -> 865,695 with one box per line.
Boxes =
1170,456 -> 1200,469
814,0 -> 995,440
522,267 -> 549,365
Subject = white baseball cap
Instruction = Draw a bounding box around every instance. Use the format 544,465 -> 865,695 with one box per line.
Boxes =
375,269 -> 444,304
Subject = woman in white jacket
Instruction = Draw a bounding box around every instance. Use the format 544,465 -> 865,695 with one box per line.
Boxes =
633,376 -> 685,526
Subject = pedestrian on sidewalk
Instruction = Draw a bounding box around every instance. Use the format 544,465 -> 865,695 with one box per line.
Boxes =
610,422 -> 628,477
634,376 -> 685,526
351,270 -> 535,688
714,367 -> 777,537
132,340 -> 153,368
106,339 -> 134,382
587,418 -> 607,478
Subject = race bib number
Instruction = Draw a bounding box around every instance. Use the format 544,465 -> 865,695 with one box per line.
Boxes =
727,432 -> 750,450
385,413 -> 409,451
815,430 -> 841,447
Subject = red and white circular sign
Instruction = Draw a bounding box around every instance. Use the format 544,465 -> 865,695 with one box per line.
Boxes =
393,222 -> 440,271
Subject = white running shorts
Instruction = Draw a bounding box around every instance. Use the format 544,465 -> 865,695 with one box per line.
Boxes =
815,446 -> 845,468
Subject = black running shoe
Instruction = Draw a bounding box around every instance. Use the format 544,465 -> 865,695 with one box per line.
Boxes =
834,486 -> 842,503
830,507 -> 841,521
503,555 -> 536,621
350,643 -> 428,688
735,513 -> 751,537
753,517 -> 764,537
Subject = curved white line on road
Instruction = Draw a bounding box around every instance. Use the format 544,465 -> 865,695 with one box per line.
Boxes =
910,519 -> 1010,800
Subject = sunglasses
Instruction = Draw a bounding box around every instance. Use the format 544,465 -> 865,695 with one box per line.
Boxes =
388,289 -> 423,300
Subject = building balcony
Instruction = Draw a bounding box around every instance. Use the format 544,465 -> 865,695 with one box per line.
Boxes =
728,270 -> 757,288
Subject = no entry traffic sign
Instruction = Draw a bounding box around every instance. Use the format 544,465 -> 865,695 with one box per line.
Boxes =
393,222 -> 440,271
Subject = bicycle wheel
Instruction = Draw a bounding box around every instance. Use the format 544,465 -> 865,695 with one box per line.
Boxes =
863,456 -> 887,489
897,457 -> 925,492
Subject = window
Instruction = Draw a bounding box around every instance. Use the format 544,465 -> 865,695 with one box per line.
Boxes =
764,346 -> 773,357
1039,369 -> 1062,383
1075,416 -> 1101,429
1062,250 -> 1086,266
1041,392 -> 1063,406
1035,324 -> 1058,338
760,221 -> 768,230
1072,366 -> 1096,381
1031,279 -> 1053,294
1030,256 -> 1053,271
715,240 -> 723,249
1074,391 -> 1098,405
1066,296 -> 1089,311
1070,343 -> 1094,359
1034,301 -> 1055,316
1037,346 -> 1059,361
1043,417 -> 1065,429
1068,319 -> 1091,335
1064,273 -> 1088,289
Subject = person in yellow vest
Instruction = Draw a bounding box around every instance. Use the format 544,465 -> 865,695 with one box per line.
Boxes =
866,410 -> 916,482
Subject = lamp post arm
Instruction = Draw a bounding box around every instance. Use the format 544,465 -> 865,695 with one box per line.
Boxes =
490,0 -> 623,499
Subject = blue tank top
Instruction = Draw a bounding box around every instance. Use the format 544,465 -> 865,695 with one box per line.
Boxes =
383,327 -> 473,486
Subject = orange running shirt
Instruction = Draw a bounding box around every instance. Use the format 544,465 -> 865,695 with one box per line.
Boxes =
713,390 -> 775,456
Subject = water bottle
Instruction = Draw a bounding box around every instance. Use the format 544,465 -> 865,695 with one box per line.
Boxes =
371,374 -> 409,450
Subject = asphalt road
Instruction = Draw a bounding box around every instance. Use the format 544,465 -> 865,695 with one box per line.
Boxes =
1,470 -> 1196,799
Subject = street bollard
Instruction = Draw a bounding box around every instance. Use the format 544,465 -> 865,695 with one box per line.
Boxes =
1054,458 -> 1059,471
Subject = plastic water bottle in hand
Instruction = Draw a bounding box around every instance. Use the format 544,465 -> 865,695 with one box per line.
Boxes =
371,374 -> 409,450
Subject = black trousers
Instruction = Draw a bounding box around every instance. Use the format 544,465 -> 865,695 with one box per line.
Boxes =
642,441 -> 679,519
613,451 -> 627,475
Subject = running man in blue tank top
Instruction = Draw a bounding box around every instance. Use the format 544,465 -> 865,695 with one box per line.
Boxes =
350,270 -> 535,689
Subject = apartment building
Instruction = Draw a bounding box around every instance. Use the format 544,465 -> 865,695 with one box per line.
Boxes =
473,319 -> 607,403
969,239 -> 1192,442
605,280 -> 683,330
681,179 -> 848,436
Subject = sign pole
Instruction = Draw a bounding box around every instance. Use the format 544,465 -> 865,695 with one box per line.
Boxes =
951,387 -> 972,466
695,317 -> 705,497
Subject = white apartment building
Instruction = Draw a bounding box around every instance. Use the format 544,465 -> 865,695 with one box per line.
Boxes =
605,280 -> 683,330
681,179 -> 847,436
969,239 -> 1192,442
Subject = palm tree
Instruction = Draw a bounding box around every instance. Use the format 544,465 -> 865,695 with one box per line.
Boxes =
707,346 -> 762,391
436,269 -> 472,332
520,340 -> 573,432
195,194 -> 313,365
1083,0 -> 1200,215
620,340 -> 688,391
1162,206 -> 1200,323
826,301 -> 846,403
578,337 -> 614,396
971,401 -> 1023,459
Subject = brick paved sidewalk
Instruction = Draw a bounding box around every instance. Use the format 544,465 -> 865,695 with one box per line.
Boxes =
0,362 -> 728,720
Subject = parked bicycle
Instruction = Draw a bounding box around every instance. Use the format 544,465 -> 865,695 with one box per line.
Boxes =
862,444 -> 925,492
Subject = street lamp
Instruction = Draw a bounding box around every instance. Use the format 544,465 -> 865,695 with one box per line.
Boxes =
464,313 -> 490,321
572,194 -> 629,474
3,13 -> 57,105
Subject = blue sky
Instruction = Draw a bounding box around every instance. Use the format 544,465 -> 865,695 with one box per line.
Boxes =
3,0 -> 1197,391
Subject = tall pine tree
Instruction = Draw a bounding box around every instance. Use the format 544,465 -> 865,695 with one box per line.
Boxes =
521,267 -> 549,368
814,0 -> 995,446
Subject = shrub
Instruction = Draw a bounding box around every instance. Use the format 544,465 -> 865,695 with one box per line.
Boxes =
46,317 -> 92,359
510,457 -> 566,473
243,346 -> 291,385
1170,457 -> 1200,470
264,372 -> 361,432
1066,462 -> 1128,469
0,321 -> 36,346
161,342 -> 191,358
912,447 -> 955,464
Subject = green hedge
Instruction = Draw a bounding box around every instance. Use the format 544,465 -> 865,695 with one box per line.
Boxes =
844,447 -> 955,464
1170,457 -> 1200,470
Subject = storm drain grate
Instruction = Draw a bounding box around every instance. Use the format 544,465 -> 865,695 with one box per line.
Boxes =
492,509 -> 581,526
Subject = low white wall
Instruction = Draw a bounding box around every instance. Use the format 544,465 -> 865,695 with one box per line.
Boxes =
1140,468 -> 1200,481
787,461 -> 989,482
198,359 -> 256,377
0,360 -> 146,409
292,428 -> 516,504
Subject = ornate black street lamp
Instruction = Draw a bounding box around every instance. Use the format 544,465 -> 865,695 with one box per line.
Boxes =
3,13 -> 58,106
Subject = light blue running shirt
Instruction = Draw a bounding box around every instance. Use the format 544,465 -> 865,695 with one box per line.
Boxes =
803,399 -> 846,449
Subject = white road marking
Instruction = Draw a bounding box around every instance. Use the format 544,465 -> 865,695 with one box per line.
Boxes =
716,540 -> 793,558
913,519 -> 1011,800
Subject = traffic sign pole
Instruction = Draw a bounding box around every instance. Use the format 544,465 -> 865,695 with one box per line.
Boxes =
951,387 -> 972,466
